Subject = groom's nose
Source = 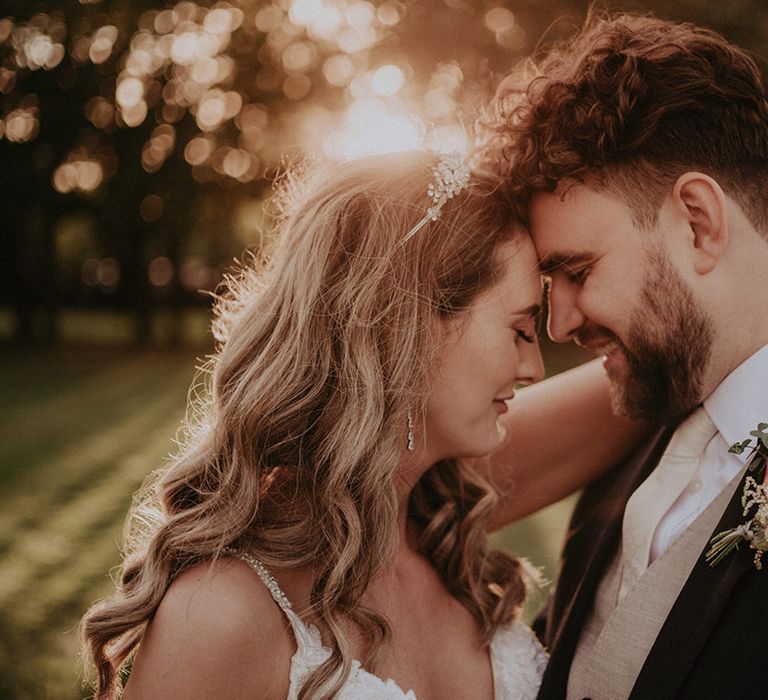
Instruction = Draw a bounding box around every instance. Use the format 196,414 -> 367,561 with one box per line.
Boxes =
547,279 -> 585,343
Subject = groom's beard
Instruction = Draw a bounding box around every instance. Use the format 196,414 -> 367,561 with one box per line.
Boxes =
591,248 -> 714,421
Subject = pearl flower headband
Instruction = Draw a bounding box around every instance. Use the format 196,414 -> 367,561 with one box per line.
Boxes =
402,152 -> 471,241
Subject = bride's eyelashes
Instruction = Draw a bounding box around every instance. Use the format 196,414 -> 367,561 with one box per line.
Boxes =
511,308 -> 542,344
516,328 -> 537,344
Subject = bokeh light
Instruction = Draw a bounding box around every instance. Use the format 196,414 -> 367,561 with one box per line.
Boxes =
337,25 -> 377,53
115,76 -> 144,108
148,256 -> 173,287
283,73 -> 311,100
372,64 -> 405,96
0,18 -> 14,42
97,257 -> 120,288
6,108 -> 38,142
170,31 -> 201,65
85,97 -> 114,128
184,134 -> 215,165
346,2 -> 376,28
89,25 -> 118,64
0,0 -> 522,204
0,66 -> 17,93
11,18 -> 66,71
282,41 -> 317,73
485,7 -> 515,33
377,1 -> 403,27
323,53 -> 356,86
307,6 -> 344,40
289,0 -> 326,27
485,7 -> 525,50
203,7 -> 243,35
120,101 -> 148,127
52,157 -> 105,194
323,98 -> 420,159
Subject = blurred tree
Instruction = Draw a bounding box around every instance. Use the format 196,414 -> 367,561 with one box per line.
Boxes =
2,0 -> 767,345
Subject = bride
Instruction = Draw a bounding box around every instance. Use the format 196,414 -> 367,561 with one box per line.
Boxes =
82,151 -> 641,699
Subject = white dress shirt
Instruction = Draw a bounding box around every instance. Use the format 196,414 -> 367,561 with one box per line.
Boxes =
649,342 -> 768,562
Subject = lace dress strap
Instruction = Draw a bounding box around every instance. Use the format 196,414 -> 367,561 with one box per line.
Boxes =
490,621 -> 548,699
227,549 -> 319,651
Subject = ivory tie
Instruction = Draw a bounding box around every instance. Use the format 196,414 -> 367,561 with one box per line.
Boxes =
619,406 -> 718,600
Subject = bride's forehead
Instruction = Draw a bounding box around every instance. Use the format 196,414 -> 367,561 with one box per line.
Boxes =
474,250 -> 542,312
494,238 -> 541,279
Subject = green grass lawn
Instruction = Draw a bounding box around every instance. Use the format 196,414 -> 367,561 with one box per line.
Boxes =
0,347 -> 200,699
0,344 -> 579,699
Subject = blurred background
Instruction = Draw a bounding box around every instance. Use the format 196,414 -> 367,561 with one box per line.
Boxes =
2,0 -> 767,697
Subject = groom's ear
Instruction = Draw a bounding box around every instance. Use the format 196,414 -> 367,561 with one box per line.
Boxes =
670,172 -> 728,275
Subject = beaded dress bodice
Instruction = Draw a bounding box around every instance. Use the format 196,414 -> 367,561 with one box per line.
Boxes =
232,551 -> 547,699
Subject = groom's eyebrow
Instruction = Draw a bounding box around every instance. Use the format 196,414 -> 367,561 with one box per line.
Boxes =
538,252 -> 593,275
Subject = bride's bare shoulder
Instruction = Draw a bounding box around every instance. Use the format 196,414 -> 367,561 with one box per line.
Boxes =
123,556 -> 294,699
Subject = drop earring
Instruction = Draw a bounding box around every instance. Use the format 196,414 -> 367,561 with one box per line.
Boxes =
407,411 -> 415,451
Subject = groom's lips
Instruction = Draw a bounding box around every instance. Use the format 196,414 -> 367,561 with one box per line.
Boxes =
578,333 -> 624,368
585,340 -> 620,356
581,339 -> 626,376
577,329 -> 621,356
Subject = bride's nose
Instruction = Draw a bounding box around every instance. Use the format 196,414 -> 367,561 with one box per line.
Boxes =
517,339 -> 545,386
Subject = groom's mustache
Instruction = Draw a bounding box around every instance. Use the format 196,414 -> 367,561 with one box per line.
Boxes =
575,325 -> 622,353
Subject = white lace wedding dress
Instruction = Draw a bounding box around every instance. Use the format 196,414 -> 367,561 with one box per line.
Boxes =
233,551 -> 548,699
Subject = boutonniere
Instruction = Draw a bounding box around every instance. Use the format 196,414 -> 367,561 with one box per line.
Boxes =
706,423 -> 768,570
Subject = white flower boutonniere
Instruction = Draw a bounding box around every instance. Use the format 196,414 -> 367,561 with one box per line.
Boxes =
706,423 -> 768,570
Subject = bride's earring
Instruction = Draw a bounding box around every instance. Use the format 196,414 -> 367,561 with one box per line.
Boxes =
407,411 -> 415,451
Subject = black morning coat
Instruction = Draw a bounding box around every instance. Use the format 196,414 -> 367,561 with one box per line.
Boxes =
534,425 -> 768,700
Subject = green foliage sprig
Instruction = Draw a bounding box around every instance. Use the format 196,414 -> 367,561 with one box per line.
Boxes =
706,423 -> 768,570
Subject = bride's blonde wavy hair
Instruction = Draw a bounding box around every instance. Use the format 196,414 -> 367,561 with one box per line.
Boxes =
82,151 -> 530,699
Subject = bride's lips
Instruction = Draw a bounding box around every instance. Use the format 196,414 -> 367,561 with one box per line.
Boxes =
493,395 -> 514,414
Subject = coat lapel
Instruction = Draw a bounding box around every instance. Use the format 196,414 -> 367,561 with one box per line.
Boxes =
629,466 -> 754,698
538,425 -> 678,699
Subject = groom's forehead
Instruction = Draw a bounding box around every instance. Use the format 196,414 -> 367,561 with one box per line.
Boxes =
529,185 -> 641,253
530,180 -> 633,221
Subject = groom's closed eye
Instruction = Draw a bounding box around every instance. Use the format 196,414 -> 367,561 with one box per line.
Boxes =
564,265 -> 592,284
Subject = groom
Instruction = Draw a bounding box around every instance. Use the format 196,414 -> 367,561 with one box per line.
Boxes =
489,13 -> 768,700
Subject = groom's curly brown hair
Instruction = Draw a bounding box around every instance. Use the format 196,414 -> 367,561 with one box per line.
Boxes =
482,11 -> 768,234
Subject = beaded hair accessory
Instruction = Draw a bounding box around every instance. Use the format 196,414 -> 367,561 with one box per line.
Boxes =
402,151 -> 471,241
